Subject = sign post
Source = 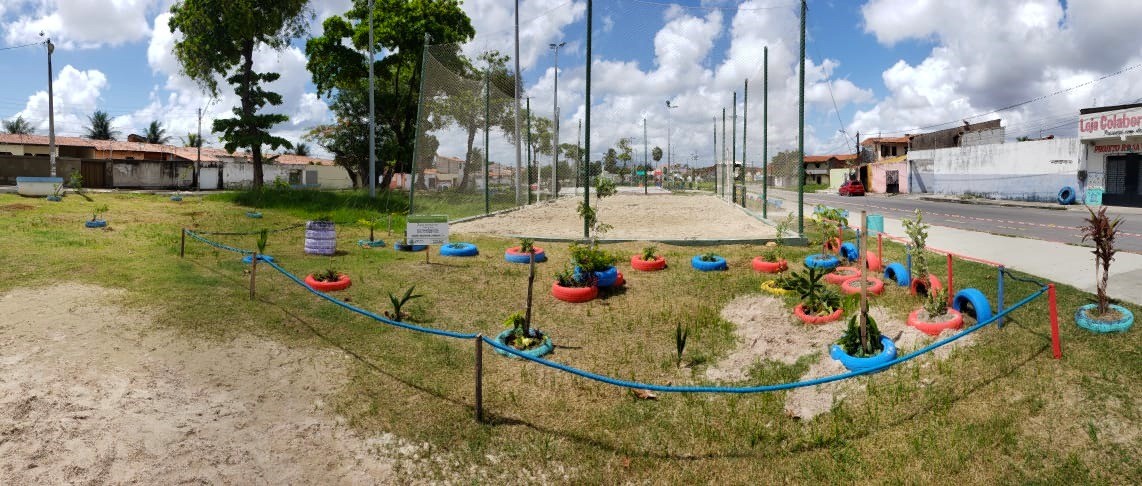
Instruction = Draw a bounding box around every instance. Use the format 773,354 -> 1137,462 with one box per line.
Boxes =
407,215 -> 449,264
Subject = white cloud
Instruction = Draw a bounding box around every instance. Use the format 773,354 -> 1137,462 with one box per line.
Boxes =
4,0 -> 156,49
16,65 -> 109,135
460,0 -> 586,70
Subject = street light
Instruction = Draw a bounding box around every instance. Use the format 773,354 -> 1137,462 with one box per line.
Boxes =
549,41 -> 565,200
665,100 -> 678,187
43,34 -> 56,178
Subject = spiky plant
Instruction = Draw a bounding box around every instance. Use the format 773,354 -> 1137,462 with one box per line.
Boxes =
1080,205 -> 1123,315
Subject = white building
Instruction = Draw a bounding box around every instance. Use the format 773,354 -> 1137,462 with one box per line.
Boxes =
1079,103 -> 1142,207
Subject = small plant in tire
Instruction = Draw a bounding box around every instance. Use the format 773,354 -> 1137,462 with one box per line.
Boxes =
1076,205 -> 1133,332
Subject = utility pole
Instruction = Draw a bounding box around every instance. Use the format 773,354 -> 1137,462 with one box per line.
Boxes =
762,46 -> 768,219
513,0 -> 523,204
549,41 -> 565,200
484,67 -> 490,214
196,107 -> 202,188
526,97 -> 532,204
666,100 -> 678,184
45,37 -> 56,178
368,0 -> 376,198
797,0 -> 807,236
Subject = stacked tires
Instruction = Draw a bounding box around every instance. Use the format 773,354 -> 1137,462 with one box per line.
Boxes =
305,220 -> 336,256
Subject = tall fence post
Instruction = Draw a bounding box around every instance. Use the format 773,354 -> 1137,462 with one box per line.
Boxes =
997,265 -> 1005,328
180,228 -> 186,258
1048,284 -> 1061,359
474,334 -> 485,422
946,253 -> 954,306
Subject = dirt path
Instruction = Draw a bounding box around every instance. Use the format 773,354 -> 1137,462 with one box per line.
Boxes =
0,284 -> 397,484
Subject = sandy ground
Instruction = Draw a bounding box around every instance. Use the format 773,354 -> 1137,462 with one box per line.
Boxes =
710,295 -> 978,420
0,284 -> 401,484
452,193 -> 777,240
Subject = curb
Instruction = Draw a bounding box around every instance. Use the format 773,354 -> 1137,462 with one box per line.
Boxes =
917,196 -> 1068,211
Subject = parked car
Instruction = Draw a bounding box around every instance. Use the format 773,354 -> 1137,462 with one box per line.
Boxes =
838,179 -> 865,196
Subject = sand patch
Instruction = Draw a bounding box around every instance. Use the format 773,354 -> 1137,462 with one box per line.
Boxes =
0,283 -> 399,484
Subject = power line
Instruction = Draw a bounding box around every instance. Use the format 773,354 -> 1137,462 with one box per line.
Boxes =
628,0 -> 799,11
0,41 -> 43,52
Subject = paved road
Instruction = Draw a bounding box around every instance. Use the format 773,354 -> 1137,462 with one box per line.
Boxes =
751,186 -> 1142,254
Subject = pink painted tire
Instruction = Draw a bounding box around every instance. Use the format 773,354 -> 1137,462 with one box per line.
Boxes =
794,304 -> 843,324
865,251 -> 882,271
630,255 -> 666,271
751,257 -> 788,273
304,273 -> 352,292
841,276 -> 885,295
551,282 -> 598,303
909,274 -> 944,296
907,308 -> 964,336
825,266 -> 861,285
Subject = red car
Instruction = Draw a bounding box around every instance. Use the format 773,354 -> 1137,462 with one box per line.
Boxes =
838,179 -> 865,196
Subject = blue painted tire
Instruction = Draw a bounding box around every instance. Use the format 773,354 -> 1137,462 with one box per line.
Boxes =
952,288 -> 993,323
839,242 -> 859,262
46,195 -> 62,202
241,254 -> 275,264
440,242 -> 478,257
1075,304 -> 1134,333
505,248 -> 547,263
830,335 -> 897,372
804,254 -> 840,270
246,212 -> 262,219
170,195 -> 183,202
394,242 -> 428,252
691,255 -> 727,271
494,328 -> 554,359
1057,186 -> 1076,205
84,220 -> 107,228
883,262 -> 911,286
358,239 -> 386,248
575,265 -> 619,287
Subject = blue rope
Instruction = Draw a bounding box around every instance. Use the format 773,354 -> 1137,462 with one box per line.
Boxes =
1001,268 -> 1047,287
185,230 -> 253,255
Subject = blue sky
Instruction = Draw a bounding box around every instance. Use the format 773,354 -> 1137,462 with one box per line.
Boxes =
2,0 -> 1140,166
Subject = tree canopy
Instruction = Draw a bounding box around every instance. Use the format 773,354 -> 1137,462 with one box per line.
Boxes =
84,110 -> 119,140
144,120 -> 170,144
3,116 -> 35,135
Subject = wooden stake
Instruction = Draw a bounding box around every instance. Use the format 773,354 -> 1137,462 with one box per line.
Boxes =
249,252 -> 258,300
859,211 -> 869,349
524,252 -> 536,332
425,244 -> 430,264
179,228 -> 185,258
475,334 -> 484,422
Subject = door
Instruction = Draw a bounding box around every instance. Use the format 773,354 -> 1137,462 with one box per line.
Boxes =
80,161 -> 106,188
1103,154 -> 1142,207
886,170 -> 899,194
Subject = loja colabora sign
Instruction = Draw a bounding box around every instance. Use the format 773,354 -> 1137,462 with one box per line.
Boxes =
1079,106 -> 1142,141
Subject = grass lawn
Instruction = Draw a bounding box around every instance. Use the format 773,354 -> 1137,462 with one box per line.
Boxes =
0,191 -> 1137,483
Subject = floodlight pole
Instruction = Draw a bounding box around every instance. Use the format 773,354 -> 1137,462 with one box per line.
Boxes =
368,0 -> 376,198
742,78 -> 748,208
583,0 -> 592,238
550,41 -> 565,199
513,0 -> 523,204
797,0 -> 807,236
712,116 -> 717,194
731,91 -> 737,205
643,117 -> 648,194
762,46 -> 768,219
46,38 -> 56,178
666,100 -> 678,189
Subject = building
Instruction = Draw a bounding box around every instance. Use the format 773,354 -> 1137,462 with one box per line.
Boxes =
908,119 -> 1005,151
862,136 -> 911,194
1078,103 -> 1142,207
804,153 -> 857,188
907,137 -> 1080,202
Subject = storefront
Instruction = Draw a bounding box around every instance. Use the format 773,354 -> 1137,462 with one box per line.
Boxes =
1079,103 -> 1142,207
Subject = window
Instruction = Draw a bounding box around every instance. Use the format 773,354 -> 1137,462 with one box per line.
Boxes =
881,145 -> 890,157
891,146 -> 898,156
288,169 -> 302,185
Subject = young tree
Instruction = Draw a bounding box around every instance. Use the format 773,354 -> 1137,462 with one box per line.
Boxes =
3,116 -> 35,134
168,0 -> 310,190
144,120 -> 170,144
651,145 -> 663,165
616,138 -> 633,184
431,51 -> 515,190
84,110 -> 119,140
602,148 -> 619,177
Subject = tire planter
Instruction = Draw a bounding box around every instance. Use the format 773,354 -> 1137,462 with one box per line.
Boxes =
865,251 -> 883,272
241,254 -> 276,264
794,304 -> 843,324
840,276 -> 885,295
170,195 -> 183,202
1057,186 -> 1076,205
246,212 -> 262,219
751,257 -> 787,273
358,239 -> 386,248
691,255 -> 728,271
1075,304 -> 1134,333
631,255 -> 667,271
494,328 -> 554,359
839,242 -> 859,262
804,253 -> 840,270
830,335 -> 897,373
440,242 -> 479,257
575,265 -> 619,287
825,266 -> 861,285
46,195 -> 62,202
304,221 -> 336,256
84,220 -> 107,228
760,280 -> 791,296
824,238 -> 842,254
907,308 -> 964,336
505,246 -> 547,263
304,273 -> 352,292
909,274 -> 944,296
952,288 -> 993,323
393,242 -> 428,252
551,282 -> 598,303
883,262 -> 911,286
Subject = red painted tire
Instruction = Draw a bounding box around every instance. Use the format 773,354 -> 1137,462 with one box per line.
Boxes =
865,251 -> 882,271
841,276 -> 885,295
907,308 -> 964,336
824,237 -> 842,253
630,255 -> 666,271
614,272 -> 625,287
825,266 -> 861,285
551,282 -> 598,303
794,304 -> 843,324
304,273 -> 352,292
751,257 -> 788,273
909,274 -> 944,296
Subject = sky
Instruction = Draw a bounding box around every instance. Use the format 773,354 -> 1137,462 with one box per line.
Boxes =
1,0 -> 1141,169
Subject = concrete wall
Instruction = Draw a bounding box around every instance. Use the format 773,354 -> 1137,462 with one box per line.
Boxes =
110,160 -> 193,188
909,138 -> 1080,202
962,127 -> 1006,147
0,155 -> 82,185
828,168 -> 847,190
218,162 -> 293,189
870,161 -> 910,193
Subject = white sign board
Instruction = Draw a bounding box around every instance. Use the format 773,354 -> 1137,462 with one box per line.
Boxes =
407,215 -> 449,245
1079,106 -> 1142,140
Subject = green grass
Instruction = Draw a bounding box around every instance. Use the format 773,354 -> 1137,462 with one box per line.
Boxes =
0,192 -> 1138,484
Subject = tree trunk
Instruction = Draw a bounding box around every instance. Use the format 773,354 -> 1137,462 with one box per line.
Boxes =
458,125 -> 477,191
240,40 -> 262,190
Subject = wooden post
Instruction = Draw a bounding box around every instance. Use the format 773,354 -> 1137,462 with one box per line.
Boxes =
180,228 -> 186,258
946,253 -> 954,306
425,245 -> 430,264
877,233 -> 883,264
859,211 -> 868,349
475,334 -> 484,421
525,252 -> 536,330
249,252 -> 258,300
1048,284 -> 1061,359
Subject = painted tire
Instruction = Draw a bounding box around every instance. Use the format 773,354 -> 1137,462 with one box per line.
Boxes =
830,335 -> 897,372
909,274 -> 944,296
1075,304 -> 1134,333
394,242 -> 428,252
46,195 -> 62,202
824,238 -> 842,253
494,328 -> 554,359
907,308 -> 964,336
614,272 -> 625,288
631,255 -> 667,271
505,246 -> 547,263
825,266 -> 861,285
576,266 -> 619,287
691,255 -> 727,271
170,195 -> 182,202
804,254 -> 840,270
883,262 -> 911,286
440,242 -> 479,257
794,304 -> 843,324
760,280 -> 791,296
751,257 -> 787,273
246,212 -> 262,218
551,282 -> 598,303
358,239 -> 386,248
839,242 -> 859,262
841,276 -> 885,295
241,254 -> 275,264
865,251 -> 883,272
1057,186 -> 1076,205
952,288 -> 993,323
84,220 -> 107,228
304,273 -> 352,292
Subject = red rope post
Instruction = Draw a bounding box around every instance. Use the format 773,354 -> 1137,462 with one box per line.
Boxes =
946,253 -> 954,306
1048,284 -> 1061,359
877,233 -> 883,263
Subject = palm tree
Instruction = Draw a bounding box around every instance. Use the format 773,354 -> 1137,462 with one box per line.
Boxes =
143,120 -> 170,144
180,133 -> 203,148
293,142 -> 310,156
84,110 -> 119,140
3,116 -> 35,135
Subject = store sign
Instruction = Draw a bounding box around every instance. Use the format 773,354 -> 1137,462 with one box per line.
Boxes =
1093,143 -> 1142,154
407,215 -> 449,245
1079,106 -> 1142,140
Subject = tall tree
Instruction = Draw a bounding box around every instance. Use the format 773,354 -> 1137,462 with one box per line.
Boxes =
602,148 -> 619,176
84,110 -> 119,140
616,138 -> 634,184
144,120 -> 171,144
168,0 -> 309,190
651,146 -> 663,164
3,116 -> 35,134
430,50 -> 515,190
293,142 -> 310,156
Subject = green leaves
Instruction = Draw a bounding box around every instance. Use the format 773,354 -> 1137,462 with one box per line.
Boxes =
903,209 -> 930,280
84,110 -> 119,141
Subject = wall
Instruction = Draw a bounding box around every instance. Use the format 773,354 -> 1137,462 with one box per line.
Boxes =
909,119 -> 1003,150
0,155 -> 82,185
909,138 -> 1080,202
828,168 -> 847,190
870,161 -> 910,194
310,164 -> 353,189
219,162 -> 293,189
110,160 -> 193,188
961,127 -> 1006,147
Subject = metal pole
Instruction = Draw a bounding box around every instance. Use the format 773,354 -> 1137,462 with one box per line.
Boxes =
46,38 -> 56,178
551,42 -> 564,199
474,334 -> 484,422
997,265 -> 1005,328
576,119 -> 581,193
368,0 -> 376,198
409,33 -> 431,216
742,79 -> 748,208
712,116 -> 717,195
732,91 -> 737,205
583,0 -> 592,238
797,0 -> 807,235
513,0 -> 523,204
643,117 -> 648,194
762,46 -> 768,219
526,97 -> 532,204
721,108 -> 726,199
196,107 -> 202,188
484,68 -> 490,214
